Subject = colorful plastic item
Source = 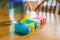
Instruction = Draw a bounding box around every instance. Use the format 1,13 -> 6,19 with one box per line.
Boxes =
30,23 -> 35,32
9,0 -> 46,35
34,17 -> 46,25
10,0 -> 24,8
15,21 -> 31,35
20,16 -> 30,23
25,20 -> 38,29
9,0 -> 26,24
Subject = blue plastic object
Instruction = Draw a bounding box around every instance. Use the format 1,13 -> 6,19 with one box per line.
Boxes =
10,0 -> 24,4
15,22 -> 30,35
9,0 -> 25,8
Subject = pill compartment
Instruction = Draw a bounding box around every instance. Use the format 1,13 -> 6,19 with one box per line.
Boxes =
9,0 -> 46,36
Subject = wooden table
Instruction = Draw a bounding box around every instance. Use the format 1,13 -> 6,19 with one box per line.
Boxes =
0,10 -> 60,40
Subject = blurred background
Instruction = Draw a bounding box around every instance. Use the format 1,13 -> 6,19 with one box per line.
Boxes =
0,0 -> 60,40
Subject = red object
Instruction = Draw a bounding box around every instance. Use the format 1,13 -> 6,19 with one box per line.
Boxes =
39,4 -> 43,9
42,17 -> 46,23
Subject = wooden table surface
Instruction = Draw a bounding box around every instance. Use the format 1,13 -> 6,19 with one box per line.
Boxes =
0,12 -> 60,40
